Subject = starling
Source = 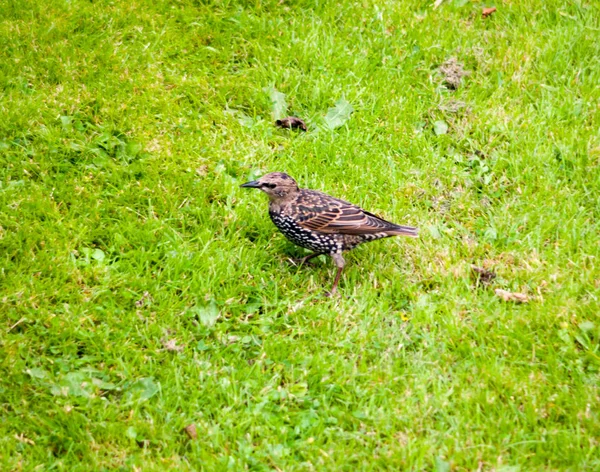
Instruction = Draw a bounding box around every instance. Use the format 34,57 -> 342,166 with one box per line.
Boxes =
275,116 -> 307,131
241,172 -> 418,295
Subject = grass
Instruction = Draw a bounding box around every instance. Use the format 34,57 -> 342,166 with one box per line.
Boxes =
1,0 -> 599,469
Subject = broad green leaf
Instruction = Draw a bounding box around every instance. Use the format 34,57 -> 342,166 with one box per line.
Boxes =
324,97 -> 354,129
125,377 -> 160,403
91,248 -> 105,262
126,141 -> 142,157
433,120 -> 448,135
579,321 -> 595,332
428,224 -> 442,239
80,247 -> 106,264
193,302 -> 220,327
435,457 -> 451,472
289,382 -> 308,398
223,108 -> 255,128
26,368 -> 48,379
236,112 -> 255,128
51,372 -> 94,398
484,226 -> 498,241
244,303 -> 261,314
265,86 -> 287,120
92,378 -> 118,390
60,115 -> 72,128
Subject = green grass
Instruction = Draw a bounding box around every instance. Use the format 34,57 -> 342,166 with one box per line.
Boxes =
1,0 -> 599,469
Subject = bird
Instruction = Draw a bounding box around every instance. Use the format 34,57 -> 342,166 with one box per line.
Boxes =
240,172 -> 418,296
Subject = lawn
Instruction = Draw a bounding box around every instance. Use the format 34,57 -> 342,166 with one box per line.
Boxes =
1,0 -> 599,470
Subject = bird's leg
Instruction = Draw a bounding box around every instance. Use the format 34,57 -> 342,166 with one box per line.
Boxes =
302,252 -> 322,264
326,253 -> 346,296
289,252 -> 322,267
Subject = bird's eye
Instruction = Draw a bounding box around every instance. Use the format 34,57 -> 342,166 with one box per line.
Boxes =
262,183 -> 277,189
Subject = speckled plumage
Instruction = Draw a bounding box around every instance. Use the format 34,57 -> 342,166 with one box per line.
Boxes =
241,172 -> 418,295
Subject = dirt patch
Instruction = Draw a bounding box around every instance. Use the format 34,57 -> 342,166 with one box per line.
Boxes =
439,100 -> 469,114
495,289 -> 529,303
471,265 -> 496,286
439,58 -> 470,90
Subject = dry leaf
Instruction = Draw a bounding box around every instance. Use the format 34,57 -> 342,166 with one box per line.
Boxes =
495,289 -> 528,303
439,100 -> 468,114
135,291 -> 152,308
162,338 -> 184,352
275,116 -> 307,131
184,424 -> 197,440
471,265 -> 496,286
14,433 -> 35,445
482,7 -> 497,18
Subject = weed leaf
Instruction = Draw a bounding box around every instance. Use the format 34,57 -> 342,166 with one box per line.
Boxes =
125,377 -> 160,403
433,120 -> 449,135
51,372 -> 93,398
266,86 -> 288,120
26,368 -> 48,379
435,457 -> 451,472
324,97 -> 354,129
193,302 -> 220,327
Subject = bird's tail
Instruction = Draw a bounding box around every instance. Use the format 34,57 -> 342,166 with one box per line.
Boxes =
388,225 -> 419,238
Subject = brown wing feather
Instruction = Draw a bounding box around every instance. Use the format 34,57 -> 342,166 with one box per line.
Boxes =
294,190 -> 400,235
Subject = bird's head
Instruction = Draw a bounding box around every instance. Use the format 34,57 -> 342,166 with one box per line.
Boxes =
240,172 -> 299,201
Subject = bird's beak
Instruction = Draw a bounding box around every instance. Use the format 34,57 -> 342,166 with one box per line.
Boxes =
240,180 -> 261,188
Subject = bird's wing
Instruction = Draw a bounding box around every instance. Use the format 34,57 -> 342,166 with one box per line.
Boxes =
293,191 -> 397,235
